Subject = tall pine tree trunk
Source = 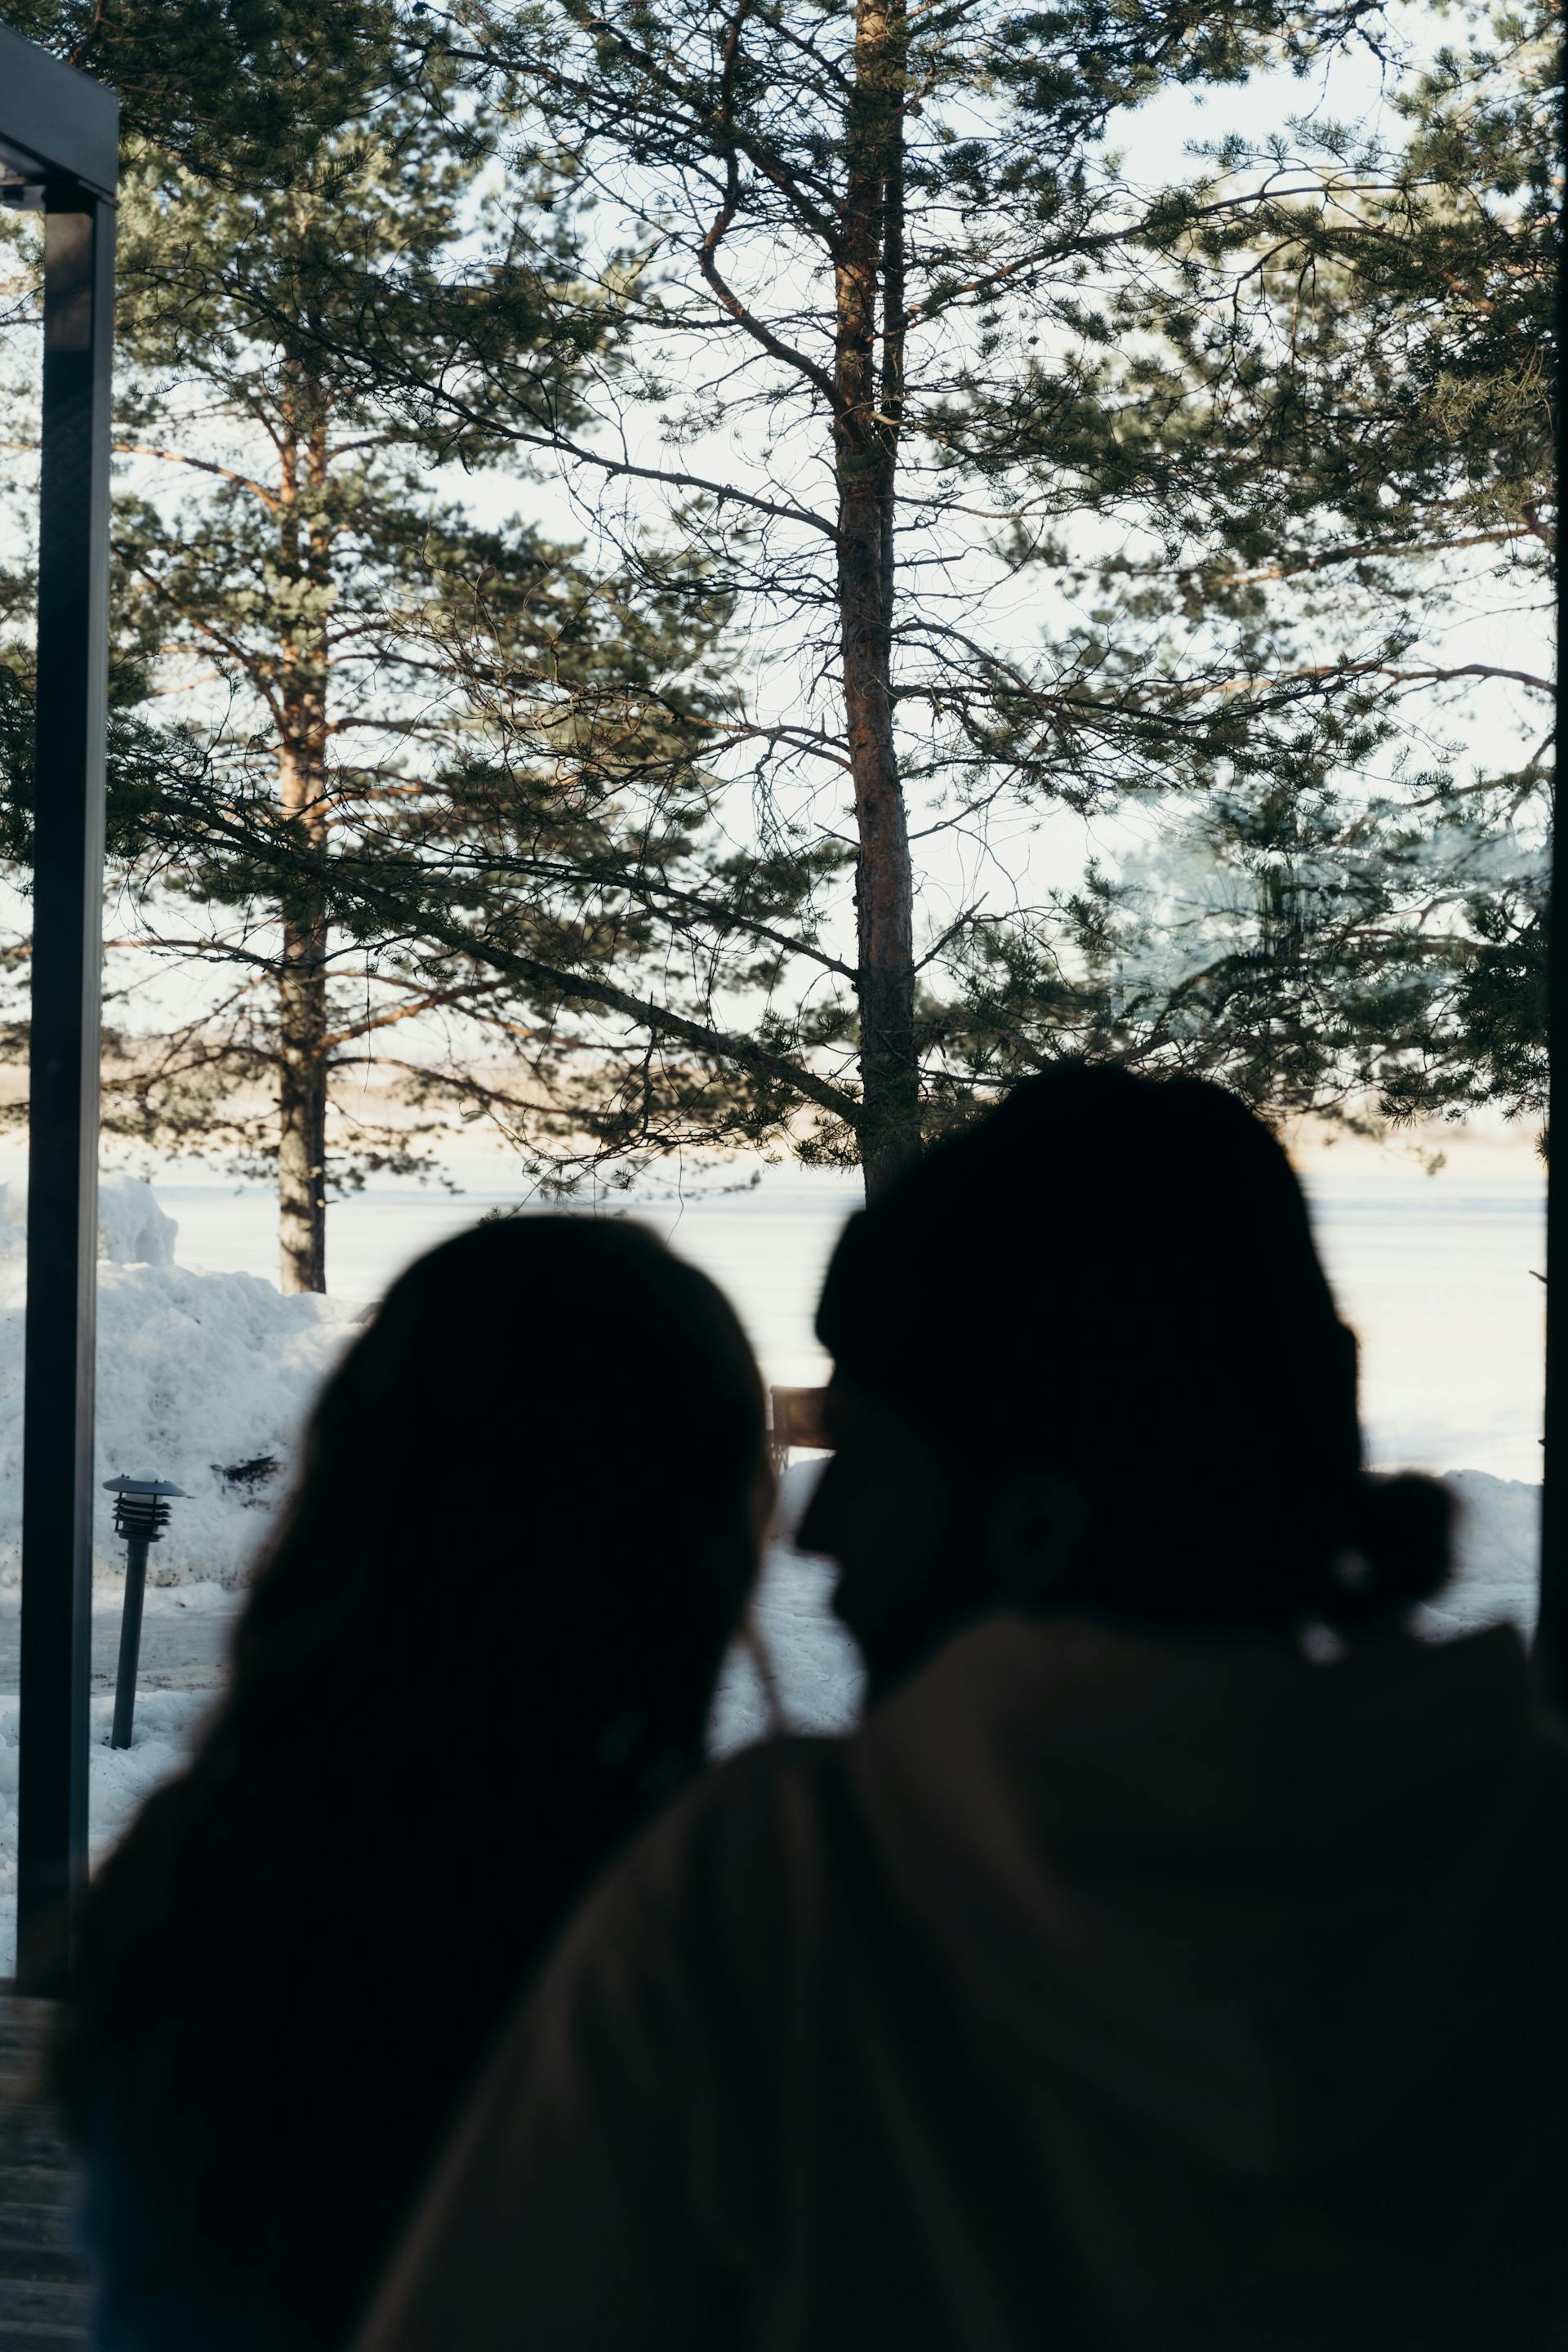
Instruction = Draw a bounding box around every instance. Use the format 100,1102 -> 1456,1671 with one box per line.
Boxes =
276,393 -> 330,1294
837,0 -> 917,1198
277,746 -> 327,1294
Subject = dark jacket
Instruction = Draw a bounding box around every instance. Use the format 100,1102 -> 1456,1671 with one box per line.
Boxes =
81,2106 -> 279,2352
358,1613 -> 1568,2351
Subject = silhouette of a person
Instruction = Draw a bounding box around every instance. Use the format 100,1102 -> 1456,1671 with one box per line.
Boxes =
55,1215 -> 771,2352
357,1069 -> 1568,2352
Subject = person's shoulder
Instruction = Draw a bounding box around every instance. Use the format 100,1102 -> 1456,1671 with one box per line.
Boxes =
686,1728 -> 849,1828
539,1732 -> 849,2025
626,1732 -> 849,1920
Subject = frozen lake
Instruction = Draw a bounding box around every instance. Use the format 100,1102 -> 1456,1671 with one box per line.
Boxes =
147,1131 -> 1547,1482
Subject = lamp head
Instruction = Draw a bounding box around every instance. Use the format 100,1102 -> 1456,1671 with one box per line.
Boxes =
103,1475 -> 185,1544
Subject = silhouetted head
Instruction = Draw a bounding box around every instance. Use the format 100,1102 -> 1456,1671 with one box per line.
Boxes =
60,1214 -> 768,2343
231,1213 -> 769,1797
800,1065 -> 1450,1695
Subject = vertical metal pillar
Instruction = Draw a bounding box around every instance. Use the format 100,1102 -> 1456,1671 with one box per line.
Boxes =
1538,74 -> 1568,1720
16,198 -> 115,1992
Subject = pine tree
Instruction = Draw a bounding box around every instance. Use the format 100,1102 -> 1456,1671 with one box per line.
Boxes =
1038,0 -> 1554,1131
296,0 -> 1487,1189
3,0 -> 1550,1212
2,0 -> 754,1281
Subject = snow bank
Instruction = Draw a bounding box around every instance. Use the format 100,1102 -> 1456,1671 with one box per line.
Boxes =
0,1176 -> 355,1588
1424,1468 -> 1540,1638
0,1170 -> 180,1271
0,1688 -> 213,1968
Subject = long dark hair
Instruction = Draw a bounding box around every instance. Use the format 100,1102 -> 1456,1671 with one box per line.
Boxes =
817,1064 -> 1450,1629
56,1215 -> 767,2342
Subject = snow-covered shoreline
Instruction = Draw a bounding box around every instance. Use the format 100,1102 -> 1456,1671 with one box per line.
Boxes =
0,1175 -> 354,1588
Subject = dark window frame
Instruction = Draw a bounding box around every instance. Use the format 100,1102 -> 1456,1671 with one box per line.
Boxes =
1,22 -> 118,1991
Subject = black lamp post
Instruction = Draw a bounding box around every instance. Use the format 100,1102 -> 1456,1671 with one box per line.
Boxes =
0,24 -> 119,1989
103,1477 -> 185,1752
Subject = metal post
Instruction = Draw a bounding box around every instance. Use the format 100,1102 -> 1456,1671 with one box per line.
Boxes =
16,197 -> 116,1992
102,1477 -> 182,1753
109,1535 -> 148,1753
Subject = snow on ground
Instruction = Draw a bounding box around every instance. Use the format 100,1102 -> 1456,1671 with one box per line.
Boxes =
0,1175 -> 355,1588
1425,1469 -> 1542,1639
713,1463 -> 865,1753
0,1690 -> 216,1967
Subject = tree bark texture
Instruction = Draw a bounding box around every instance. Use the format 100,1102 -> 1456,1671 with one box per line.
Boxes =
837,0 -> 919,1198
276,390 -> 330,1294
